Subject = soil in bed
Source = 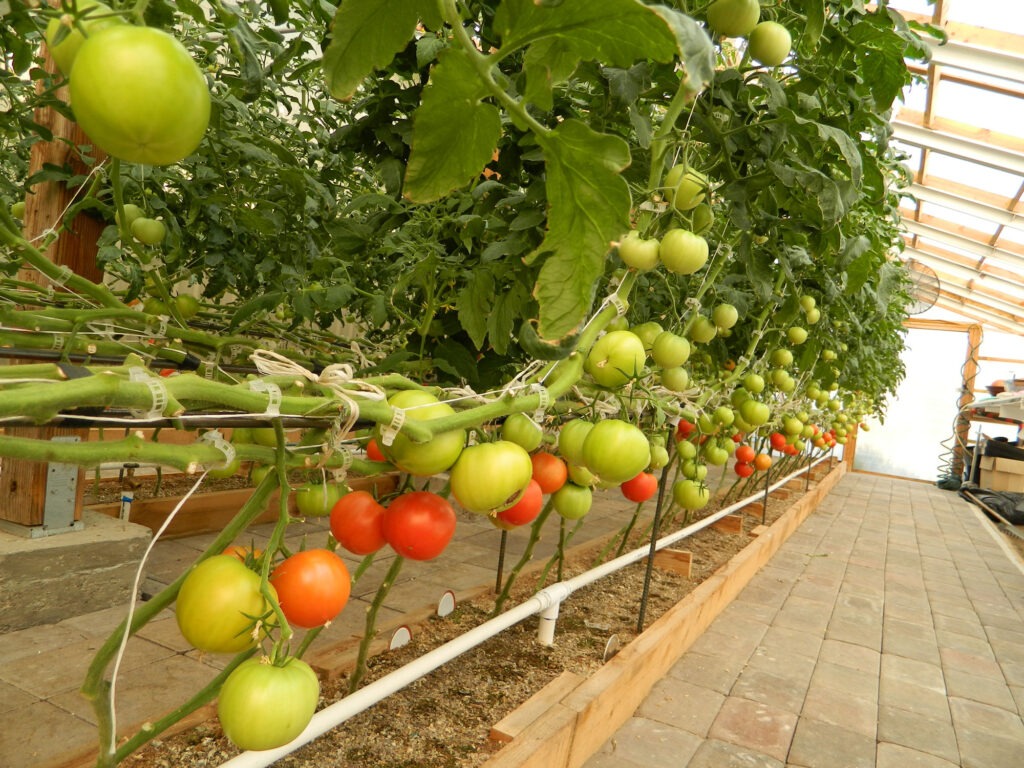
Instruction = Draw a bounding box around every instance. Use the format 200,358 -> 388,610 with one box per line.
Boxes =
111,470 -> 813,768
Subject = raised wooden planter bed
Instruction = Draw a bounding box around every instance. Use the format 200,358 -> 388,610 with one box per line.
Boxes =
480,460 -> 847,768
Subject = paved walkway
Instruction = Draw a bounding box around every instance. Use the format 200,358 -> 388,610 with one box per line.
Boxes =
583,473 -> 1024,768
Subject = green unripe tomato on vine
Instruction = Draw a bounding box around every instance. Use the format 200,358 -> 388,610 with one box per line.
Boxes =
748,21 -> 792,67
10,201 -> 26,219
787,326 -> 808,345
691,203 -> 714,235
45,0 -> 125,76
116,203 -> 144,229
664,164 -> 708,212
771,348 -> 794,367
606,315 -> 629,332
673,479 -> 710,510
501,413 -> 544,453
659,229 -> 709,275
131,217 -> 166,245
661,366 -> 690,393
631,321 -> 664,352
711,303 -> 739,330
805,307 -> 821,325
651,331 -> 691,368
705,0 -> 760,37
743,373 -> 765,394
175,294 -> 201,320
617,231 -> 661,271
800,295 -> 816,312
585,330 -> 646,387
689,316 -> 717,344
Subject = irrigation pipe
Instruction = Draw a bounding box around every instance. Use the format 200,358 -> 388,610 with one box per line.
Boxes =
218,454 -> 832,768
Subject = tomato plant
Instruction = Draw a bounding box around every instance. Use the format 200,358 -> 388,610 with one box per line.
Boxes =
748,21 -> 792,67
617,231 -> 661,271
270,549 -> 351,629
175,555 -> 271,654
330,490 -> 387,555
450,440 -> 533,514
501,413 -> 544,452
217,656 -> 320,751
382,491 -> 457,561
68,26 -> 210,165
673,479 -> 710,510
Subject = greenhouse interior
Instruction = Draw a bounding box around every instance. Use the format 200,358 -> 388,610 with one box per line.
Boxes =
0,2 -> 1022,768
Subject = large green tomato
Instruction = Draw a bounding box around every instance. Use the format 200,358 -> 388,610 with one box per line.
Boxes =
376,390 -> 465,476
659,229 -> 709,275
552,483 -> 593,520
651,331 -> 691,368
69,26 -> 210,165
712,304 -> 739,330
45,0 -> 124,76
706,0 -> 760,37
739,398 -> 771,427
585,330 -> 646,387
176,555 -> 272,654
748,21 -> 792,66
664,165 -> 708,212
293,482 -> 346,518
617,231 -> 661,271
581,420 -> 651,485
449,441 -> 533,515
661,366 -> 690,392
218,656 -> 320,751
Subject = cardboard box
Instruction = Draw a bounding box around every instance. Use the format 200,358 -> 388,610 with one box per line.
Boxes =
979,456 -> 1024,493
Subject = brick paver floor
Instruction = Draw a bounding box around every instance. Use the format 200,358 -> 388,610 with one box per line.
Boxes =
584,473 -> 1024,768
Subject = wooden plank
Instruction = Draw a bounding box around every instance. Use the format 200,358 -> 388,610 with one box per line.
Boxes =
749,524 -> 769,537
711,514 -> 743,536
652,548 -> 692,578
739,502 -> 764,519
482,704 -> 578,768
489,671 -> 584,743
0,426 -> 86,525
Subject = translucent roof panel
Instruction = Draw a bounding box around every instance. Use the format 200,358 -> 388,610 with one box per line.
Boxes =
888,0 -> 1024,336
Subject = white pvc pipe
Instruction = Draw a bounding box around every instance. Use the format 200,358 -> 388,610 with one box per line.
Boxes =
219,456 -> 829,768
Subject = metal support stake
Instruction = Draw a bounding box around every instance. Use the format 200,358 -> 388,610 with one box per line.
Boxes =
637,428 -> 675,634
495,529 -> 508,594
762,457 -> 771,526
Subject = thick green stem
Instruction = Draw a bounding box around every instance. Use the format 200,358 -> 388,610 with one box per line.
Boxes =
349,554 -> 406,693
83,470 -> 282,765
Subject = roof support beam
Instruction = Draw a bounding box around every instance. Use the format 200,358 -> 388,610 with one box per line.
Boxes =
892,120 -> 1024,176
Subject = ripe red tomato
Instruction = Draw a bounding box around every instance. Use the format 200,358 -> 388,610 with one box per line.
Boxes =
382,491 -> 457,560
330,490 -> 387,555
217,656 -> 319,751
531,451 -> 568,494
620,472 -> 658,503
769,432 -> 788,452
676,418 -> 696,441
449,440 -> 533,514
734,461 -> 754,478
494,479 -> 544,529
68,26 -> 211,165
270,549 -> 351,629
175,555 -> 271,653
735,444 -> 756,464
365,438 -> 386,462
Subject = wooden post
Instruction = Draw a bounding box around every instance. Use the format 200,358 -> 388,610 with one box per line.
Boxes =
1,39 -> 104,529
953,324 -> 983,480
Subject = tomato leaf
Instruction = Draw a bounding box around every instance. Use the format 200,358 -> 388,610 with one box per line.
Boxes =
530,120 -> 631,340
323,0 -> 425,101
403,49 -> 502,202
458,270 -> 495,351
646,5 -> 715,90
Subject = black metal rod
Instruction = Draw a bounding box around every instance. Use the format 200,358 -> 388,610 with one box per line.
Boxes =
495,529 -> 508,594
637,428 -> 675,634
762,457 -> 771,526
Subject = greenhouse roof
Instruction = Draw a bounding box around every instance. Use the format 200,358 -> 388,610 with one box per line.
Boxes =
889,0 -> 1024,335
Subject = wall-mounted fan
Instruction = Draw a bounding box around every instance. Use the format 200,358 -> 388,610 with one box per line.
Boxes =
905,258 -> 941,314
